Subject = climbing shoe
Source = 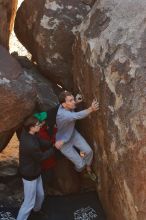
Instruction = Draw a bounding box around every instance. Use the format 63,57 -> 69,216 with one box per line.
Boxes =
85,171 -> 98,182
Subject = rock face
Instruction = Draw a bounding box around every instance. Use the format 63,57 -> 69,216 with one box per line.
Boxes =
81,0 -> 96,7
0,0 -> 18,48
23,69 -> 59,112
73,1 -> 146,219
14,0 -> 90,89
49,157 -> 81,195
0,45 -> 36,141
12,54 -> 59,111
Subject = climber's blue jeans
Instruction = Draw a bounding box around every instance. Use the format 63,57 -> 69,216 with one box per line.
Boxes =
60,130 -> 93,172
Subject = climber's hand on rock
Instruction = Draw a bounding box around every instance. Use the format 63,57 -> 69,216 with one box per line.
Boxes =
91,99 -> 99,112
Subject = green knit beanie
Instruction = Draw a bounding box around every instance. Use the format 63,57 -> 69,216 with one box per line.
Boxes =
33,112 -> 47,122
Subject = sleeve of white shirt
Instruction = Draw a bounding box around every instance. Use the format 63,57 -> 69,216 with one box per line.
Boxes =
65,109 -> 90,122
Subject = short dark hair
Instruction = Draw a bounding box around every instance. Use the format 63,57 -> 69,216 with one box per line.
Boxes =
59,91 -> 73,104
24,116 -> 39,132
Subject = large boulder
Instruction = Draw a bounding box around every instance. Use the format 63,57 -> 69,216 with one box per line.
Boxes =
0,51 -> 60,151
23,68 -> 59,112
0,0 -> 18,48
11,53 -> 60,110
73,1 -> 146,219
14,0 -> 90,89
0,45 -> 36,137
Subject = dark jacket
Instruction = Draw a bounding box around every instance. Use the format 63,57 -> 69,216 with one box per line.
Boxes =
19,129 -> 54,180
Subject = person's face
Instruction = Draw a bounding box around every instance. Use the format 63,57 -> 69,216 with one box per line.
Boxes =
30,121 -> 42,133
62,95 -> 76,110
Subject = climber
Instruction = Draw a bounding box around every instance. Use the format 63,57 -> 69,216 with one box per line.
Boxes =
17,116 -> 55,220
54,90 -> 99,181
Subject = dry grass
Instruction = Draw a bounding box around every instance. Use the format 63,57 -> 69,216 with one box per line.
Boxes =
0,134 -> 19,164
